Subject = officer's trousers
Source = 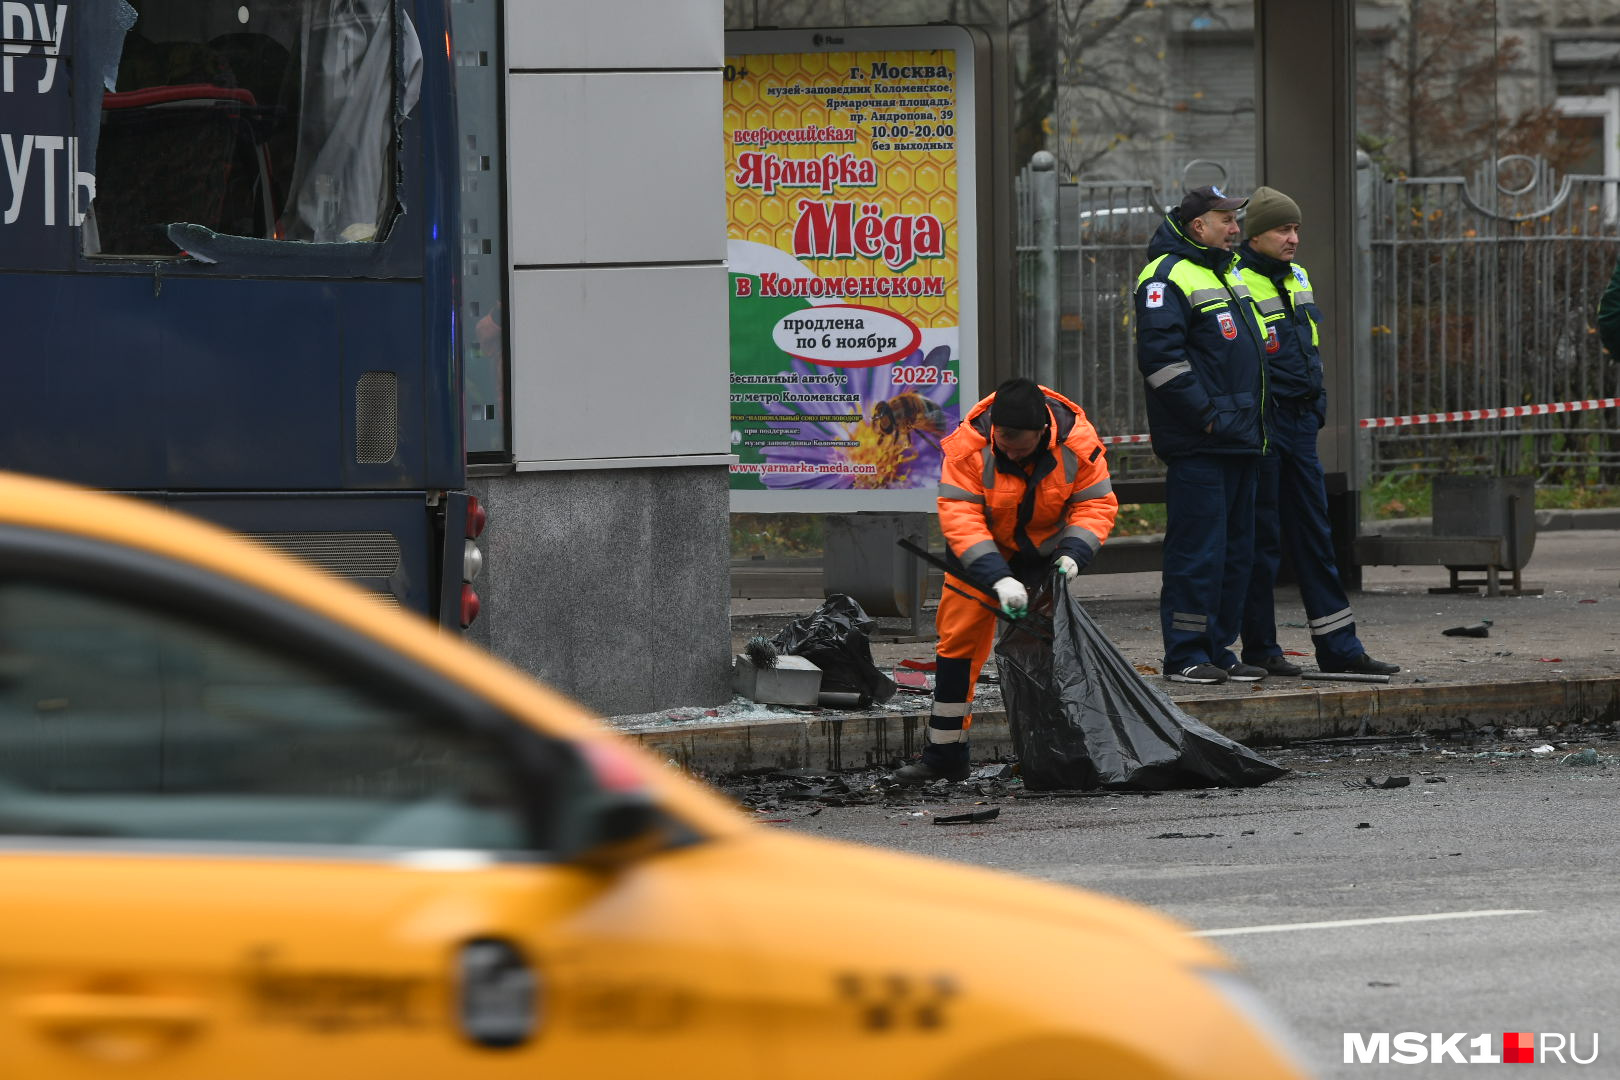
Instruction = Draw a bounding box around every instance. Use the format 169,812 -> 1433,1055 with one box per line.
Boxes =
1240,401 -> 1364,666
1160,453 -> 1257,671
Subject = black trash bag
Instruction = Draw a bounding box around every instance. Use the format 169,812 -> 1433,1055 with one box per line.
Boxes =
996,579 -> 1287,791
770,594 -> 897,705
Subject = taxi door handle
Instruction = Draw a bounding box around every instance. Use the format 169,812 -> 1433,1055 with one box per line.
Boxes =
19,992 -> 211,1030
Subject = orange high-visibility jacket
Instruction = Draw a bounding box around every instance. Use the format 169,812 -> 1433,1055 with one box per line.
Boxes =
938,386 -> 1118,587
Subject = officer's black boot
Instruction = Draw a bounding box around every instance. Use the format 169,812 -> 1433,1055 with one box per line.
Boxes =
891,741 -> 971,785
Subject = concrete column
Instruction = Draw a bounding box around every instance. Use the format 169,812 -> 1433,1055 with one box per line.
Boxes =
468,466 -> 733,716
1031,150 -> 1059,389
1255,0 -> 1362,584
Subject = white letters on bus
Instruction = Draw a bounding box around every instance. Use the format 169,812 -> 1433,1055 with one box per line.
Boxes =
2,133 -> 93,225
2,3 -> 68,94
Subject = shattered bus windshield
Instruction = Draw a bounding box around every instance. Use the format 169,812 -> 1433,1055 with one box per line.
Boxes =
85,0 -> 420,256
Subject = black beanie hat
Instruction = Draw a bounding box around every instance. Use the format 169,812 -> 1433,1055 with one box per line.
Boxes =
990,378 -> 1048,430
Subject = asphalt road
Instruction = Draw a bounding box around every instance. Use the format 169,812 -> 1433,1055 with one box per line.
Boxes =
727,737 -> 1620,1077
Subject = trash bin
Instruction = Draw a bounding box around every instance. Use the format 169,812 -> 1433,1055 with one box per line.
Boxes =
1431,475 -> 1536,570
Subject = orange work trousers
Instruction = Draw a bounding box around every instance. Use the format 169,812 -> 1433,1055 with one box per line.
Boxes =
933,573 -> 1003,732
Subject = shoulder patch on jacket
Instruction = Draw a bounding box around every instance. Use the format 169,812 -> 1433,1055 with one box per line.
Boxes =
1144,281 -> 1167,308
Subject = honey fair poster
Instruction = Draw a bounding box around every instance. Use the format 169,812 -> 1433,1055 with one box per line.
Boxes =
724,30 -> 978,510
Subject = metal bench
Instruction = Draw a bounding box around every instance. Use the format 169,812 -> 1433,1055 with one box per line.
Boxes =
1354,476 -> 1538,597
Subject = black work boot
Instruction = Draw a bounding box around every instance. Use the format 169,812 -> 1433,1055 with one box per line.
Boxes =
1254,654 -> 1303,677
891,742 -> 970,785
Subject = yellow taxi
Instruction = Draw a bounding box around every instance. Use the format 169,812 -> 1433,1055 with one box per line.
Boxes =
0,472 -> 1310,1078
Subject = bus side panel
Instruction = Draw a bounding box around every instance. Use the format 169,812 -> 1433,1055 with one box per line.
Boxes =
154,493 -> 441,618
0,275 -> 167,486
2,274 -> 431,493
413,0 -> 466,489
336,280 -> 429,491
160,277 -> 346,490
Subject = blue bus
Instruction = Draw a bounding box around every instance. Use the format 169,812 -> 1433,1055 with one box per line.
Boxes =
0,0 -> 498,627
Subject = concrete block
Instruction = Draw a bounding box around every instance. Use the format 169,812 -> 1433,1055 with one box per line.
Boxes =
734,654 -> 822,706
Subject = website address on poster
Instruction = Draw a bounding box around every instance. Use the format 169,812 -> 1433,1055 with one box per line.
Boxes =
731,462 -> 878,475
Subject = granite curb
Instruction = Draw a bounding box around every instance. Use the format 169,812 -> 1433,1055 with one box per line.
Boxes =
621,674 -> 1620,777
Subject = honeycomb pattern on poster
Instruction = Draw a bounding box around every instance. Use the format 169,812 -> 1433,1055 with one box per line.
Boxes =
724,49 -> 959,326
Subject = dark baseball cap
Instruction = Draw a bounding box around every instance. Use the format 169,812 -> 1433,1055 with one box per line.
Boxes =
1178,184 -> 1248,219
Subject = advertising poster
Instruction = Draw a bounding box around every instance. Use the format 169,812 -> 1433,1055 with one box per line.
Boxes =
725,27 -> 978,512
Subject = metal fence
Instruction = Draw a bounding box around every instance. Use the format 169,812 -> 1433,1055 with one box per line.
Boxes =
1365,163 -> 1620,483
1015,163 -> 1169,480
1016,156 -> 1620,487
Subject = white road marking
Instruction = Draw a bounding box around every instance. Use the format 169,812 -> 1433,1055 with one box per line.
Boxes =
1195,909 -> 1540,938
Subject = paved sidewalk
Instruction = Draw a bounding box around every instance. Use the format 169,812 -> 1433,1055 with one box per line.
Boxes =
610,527 -> 1620,776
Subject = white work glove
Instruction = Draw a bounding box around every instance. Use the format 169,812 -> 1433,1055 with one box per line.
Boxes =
992,576 -> 1029,618
1055,555 -> 1079,582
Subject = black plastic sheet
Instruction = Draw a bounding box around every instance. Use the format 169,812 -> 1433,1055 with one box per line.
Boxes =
771,594 -> 897,705
996,580 -> 1287,791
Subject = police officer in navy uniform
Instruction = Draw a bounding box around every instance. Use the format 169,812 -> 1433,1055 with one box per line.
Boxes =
1236,187 -> 1399,677
1134,186 -> 1269,684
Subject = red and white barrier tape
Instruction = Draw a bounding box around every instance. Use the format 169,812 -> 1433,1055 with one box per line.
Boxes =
1098,396 -> 1620,445
1358,397 -> 1620,429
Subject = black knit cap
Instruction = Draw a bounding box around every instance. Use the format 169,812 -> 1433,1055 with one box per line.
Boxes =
989,377 -> 1048,431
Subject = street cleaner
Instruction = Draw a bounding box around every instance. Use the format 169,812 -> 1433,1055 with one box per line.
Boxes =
891,377 -> 1118,785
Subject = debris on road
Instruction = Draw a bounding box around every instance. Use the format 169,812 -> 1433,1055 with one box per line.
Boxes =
1151,832 -> 1219,839
1302,670 -> 1393,689
1442,620 -> 1492,638
733,634 -> 823,706
1013,789 -> 1153,800
1562,748 -> 1613,766
1364,776 -> 1411,788
934,807 -> 1000,825
769,594 -> 896,706
892,668 -> 932,693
